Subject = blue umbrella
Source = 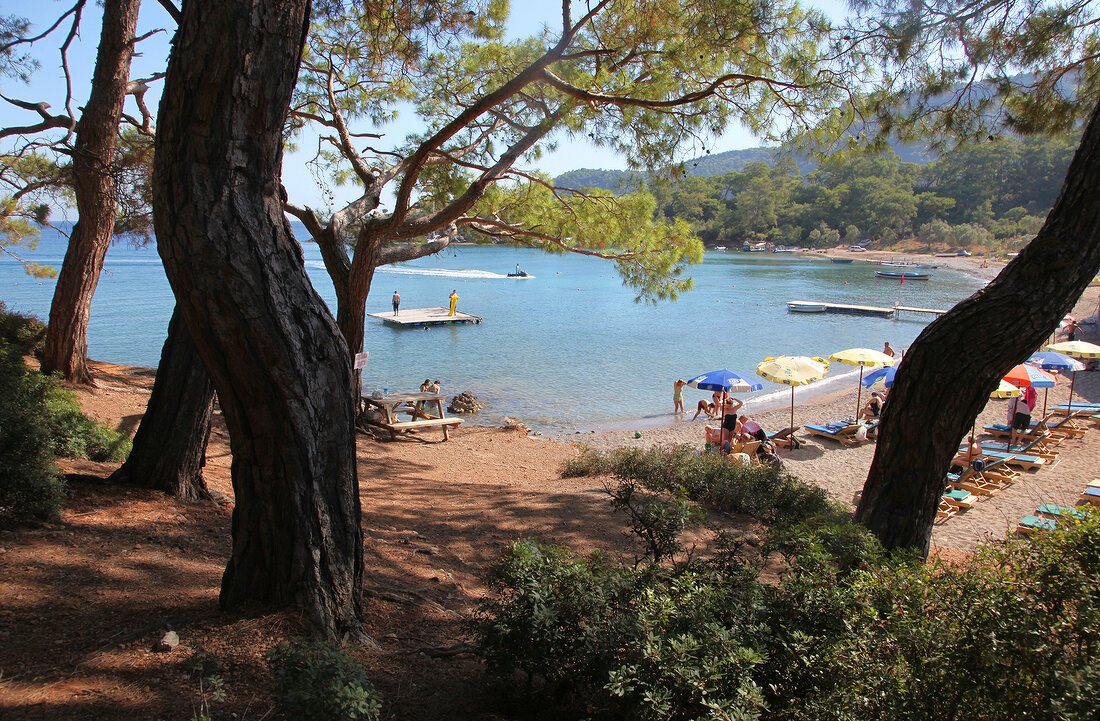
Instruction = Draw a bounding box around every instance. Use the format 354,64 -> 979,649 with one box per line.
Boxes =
861,365 -> 898,388
686,369 -> 763,394
1027,351 -> 1087,415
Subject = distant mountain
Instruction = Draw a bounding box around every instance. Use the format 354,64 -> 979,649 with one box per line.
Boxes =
553,137 -> 937,191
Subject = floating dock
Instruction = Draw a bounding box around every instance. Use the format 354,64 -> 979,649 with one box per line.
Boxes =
786,301 -> 949,319
368,307 -> 483,327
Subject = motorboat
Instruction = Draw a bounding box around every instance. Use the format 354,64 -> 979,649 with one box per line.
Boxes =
875,270 -> 932,280
787,301 -> 828,313
507,269 -> 531,278
830,258 -> 854,263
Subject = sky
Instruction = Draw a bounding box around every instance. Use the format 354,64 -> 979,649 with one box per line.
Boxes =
1,0 -> 845,217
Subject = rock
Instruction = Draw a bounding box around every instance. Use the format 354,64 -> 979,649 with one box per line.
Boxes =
447,390 -> 482,414
414,546 -> 440,555
499,417 -> 530,434
153,630 -> 180,652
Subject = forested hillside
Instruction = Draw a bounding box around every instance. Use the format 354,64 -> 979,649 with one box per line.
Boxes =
555,134 -> 1077,250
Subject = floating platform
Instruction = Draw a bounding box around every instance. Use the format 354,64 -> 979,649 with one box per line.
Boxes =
786,301 -> 948,319
368,307 -> 483,327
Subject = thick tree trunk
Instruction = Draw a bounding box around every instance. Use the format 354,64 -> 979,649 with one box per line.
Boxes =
857,101 -> 1100,555
154,0 -> 363,638
42,0 -> 141,384
108,308 -> 214,502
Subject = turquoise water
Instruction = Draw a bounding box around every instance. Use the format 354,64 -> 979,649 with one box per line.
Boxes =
2,227 -> 984,433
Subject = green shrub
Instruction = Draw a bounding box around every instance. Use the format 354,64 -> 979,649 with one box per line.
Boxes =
266,637 -> 381,721
0,342 -> 65,520
0,302 -> 47,356
36,374 -> 132,462
605,479 -> 705,563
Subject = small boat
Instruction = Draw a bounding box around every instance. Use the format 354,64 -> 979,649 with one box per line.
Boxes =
880,261 -> 939,269
787,301 -> 828,313
830,258 -> 854,263
714,245 -> 727,250
772,247 -> 797,253
875,270 -> 932,280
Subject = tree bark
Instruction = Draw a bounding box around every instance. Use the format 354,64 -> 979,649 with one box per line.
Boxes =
42,0 -> 142,384
857,100 -> 1100,555
154,0 -> 363,639
108,308 -> 214,502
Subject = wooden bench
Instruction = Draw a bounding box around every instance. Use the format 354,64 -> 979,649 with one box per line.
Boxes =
371,416 -> 463,441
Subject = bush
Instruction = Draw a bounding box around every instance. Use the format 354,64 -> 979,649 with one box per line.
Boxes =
0,342 -> 65,520
34,374 -> 132,462
266,638 -> 381,721
0,302 -> 47,356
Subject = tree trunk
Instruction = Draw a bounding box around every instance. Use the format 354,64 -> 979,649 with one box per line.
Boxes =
857,101 -> 1100,555
108,308 -> 214,502
42,0 -> 142,384
154,0 -> 363,639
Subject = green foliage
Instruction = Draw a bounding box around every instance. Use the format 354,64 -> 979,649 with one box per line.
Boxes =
567,444 -> 835,526
605,479 -> 705,563
0,341 -> 64,521
266,638 -> 382,721
0,302 -> 46,356
475,508 -> 1100,721
38,380 -> 131,462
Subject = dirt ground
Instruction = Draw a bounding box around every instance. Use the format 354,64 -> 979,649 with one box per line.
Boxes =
1,361 -> 783,720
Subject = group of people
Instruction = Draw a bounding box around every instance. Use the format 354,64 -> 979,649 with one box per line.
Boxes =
420,379 -> 442,394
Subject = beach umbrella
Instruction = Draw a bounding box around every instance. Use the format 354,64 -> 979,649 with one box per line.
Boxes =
861,365 -> 897,389
1003,363 -> 1057,417
686,370 -> 762,442
829,347 -> 895,417
1027,352 -> 1086,416
756,355 -> 829,433
1045,340 -> 1100,411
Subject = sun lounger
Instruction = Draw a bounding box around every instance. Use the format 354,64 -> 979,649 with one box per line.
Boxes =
1016,515 -> 1057,534
935,498 -> 959,524
1079,486 -> 1100,507
942,488 -> 976,509
947,463 -> 1012,495
768,426 -> 801,449
806,422 -> 860,446
971,447 -> 1049,471
979,438 -> 1059,461
1036,504 -> 1087,521
984,415 -> 1085,441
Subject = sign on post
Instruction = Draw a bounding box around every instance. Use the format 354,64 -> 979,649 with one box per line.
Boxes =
354,352 -> 369,369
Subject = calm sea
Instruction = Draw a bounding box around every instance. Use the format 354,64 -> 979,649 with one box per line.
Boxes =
2,226 -> 984,434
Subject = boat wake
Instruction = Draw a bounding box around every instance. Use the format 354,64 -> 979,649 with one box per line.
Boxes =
305,262 -> 525,280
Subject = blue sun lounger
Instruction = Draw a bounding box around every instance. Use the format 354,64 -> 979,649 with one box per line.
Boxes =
1017,515 -> 1057,533
972,446 -> 1047,470
1036,504 -> 1087,521
1080,486 -> 1100,506
805,422 -> 861,446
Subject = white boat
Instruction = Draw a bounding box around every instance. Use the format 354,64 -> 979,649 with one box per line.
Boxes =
787,301 -> 828,313
714,246 -> 727,250
875,270 -> 932,280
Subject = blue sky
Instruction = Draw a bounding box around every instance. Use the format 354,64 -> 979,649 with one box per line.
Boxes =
2,1 -> 844,216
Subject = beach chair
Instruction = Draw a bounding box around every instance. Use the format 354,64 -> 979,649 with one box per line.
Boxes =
1016,515 -> 1057,534
1079,486 -> 1100,507
935,497 -> 959,524
947,464 -> 1010,496
768,426 -> 801,449
942,488 -> 976,510
805,422 -> 861,447
1036,504 -> 1087,521
971,447 -> 1048,471
984,414 -> 1086,441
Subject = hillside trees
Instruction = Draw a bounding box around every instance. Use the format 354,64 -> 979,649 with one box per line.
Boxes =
850,0 -> 1100,554
154,0 -> 363,638
284,0 -> 850,369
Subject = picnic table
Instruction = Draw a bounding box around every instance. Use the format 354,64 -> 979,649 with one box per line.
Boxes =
359,391 -> 463,441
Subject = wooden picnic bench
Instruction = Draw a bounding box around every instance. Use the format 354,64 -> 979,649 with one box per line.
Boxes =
360,391 -> 463,441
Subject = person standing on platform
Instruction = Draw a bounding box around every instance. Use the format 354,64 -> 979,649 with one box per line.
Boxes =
392,290 -> 400,316
448,289 -> 459,316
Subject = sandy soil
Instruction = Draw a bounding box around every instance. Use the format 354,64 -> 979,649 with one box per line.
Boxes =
1,257 -> 1098,720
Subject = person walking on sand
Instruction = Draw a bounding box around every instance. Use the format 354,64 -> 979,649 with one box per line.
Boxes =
673,379 -> 686,415
883,341 -> 895,358
392,290 -> 400,316
448,289 -> 459,316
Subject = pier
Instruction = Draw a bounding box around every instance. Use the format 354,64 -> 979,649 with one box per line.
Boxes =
786,301 -> 949,319
368,307 -> 483,327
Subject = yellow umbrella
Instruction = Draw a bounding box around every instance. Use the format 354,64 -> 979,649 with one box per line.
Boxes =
1045,340 -> 1100,411
756,355 -> 830,432
829,347 -> 896,417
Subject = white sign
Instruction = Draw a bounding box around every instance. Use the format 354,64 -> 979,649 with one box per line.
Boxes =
354,352 -> 369,369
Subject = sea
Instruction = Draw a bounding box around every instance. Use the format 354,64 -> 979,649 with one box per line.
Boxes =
2,225 -> 986,435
